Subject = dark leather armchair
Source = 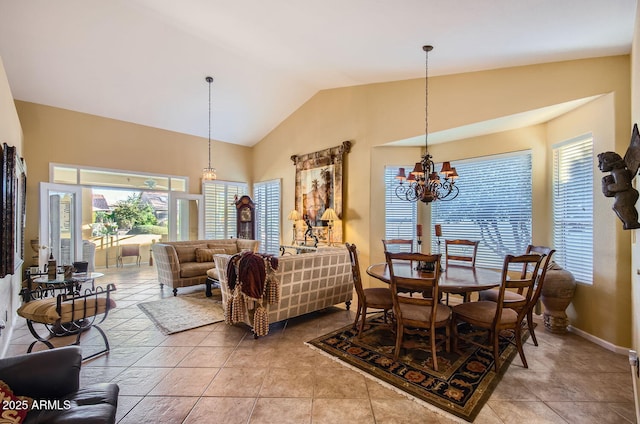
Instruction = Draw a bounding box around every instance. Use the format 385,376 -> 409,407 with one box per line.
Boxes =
0,346 -> 119,424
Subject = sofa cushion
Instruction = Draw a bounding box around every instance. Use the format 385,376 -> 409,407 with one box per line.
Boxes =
180,261 -> 215,278
208,241 -> 238,255
26,383 -> 119,424
174,244 -> 208,263
195,248 -> 226,263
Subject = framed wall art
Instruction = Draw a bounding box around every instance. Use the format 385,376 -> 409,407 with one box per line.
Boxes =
291,141 -> 351,245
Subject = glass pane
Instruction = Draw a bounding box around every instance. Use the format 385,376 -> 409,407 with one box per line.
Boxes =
80,169 -> 169,190
170,177 -> 187,192
52,166 -> 78,184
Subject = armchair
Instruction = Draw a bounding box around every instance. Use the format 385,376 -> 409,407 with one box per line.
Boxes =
0,346 -> 119,424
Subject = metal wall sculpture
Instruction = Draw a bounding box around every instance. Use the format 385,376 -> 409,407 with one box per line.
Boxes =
598,123 -> 640,230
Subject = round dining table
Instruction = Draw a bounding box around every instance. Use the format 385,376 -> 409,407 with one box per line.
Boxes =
366,263 -> 502,295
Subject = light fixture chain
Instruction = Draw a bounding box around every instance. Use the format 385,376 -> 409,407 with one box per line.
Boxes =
208,76 -> 212,169
425,46 -> 429,153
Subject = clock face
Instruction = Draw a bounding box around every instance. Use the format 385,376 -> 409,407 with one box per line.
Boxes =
240,208 -> 252,222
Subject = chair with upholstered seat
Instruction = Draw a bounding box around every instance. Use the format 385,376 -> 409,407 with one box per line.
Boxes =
478,245 -> 555,346
444,239 -> 479,303
347,243 -> 393,336
117,244 -> 141,267
445,239 -> 479,268
385,251 -> 451,371
382,239 -> 414,253
452,253 -> 545,371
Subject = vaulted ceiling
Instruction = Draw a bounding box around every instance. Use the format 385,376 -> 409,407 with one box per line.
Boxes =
0,0 -> 636,146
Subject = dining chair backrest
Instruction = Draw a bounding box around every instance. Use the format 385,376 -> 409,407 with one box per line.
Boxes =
495,253 -> 545,323
346,243 -> 365,300
524,245 -> 555,303
382,239 -> 414,253
445,239 -> 479,268
385,251 -> 442,311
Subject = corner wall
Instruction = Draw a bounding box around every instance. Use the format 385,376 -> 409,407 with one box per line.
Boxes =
0,56 -> 24,357
253,54 -> 632,348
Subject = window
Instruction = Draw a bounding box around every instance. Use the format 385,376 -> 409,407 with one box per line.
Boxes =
385,166 -> 417,244
431,151 -> 532,268
553,135 -> 593,284
254,179 -> 281,254
51,163 -> 187,192
203,180 -> 248,239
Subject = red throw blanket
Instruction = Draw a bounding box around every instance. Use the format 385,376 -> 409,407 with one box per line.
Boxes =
227,251 -> 278,300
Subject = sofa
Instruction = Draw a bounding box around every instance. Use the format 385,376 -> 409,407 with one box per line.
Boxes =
212,246 -> 354,336
0,346 -> 119,424
152,238 -> 260,295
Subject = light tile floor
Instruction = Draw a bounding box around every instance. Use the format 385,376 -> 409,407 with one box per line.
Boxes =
6,265 -> 638,423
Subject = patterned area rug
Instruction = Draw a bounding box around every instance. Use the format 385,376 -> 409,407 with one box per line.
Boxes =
307,315 -> 526,422
138,292 -> 225,335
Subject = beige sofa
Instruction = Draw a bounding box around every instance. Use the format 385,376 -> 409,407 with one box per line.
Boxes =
212,246 -> 354,336
152,239 -> 260,296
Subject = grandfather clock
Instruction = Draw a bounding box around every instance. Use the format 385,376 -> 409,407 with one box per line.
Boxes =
235,195 -> 256,239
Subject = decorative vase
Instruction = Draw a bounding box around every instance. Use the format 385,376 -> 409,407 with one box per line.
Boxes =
540,262 -> 576,333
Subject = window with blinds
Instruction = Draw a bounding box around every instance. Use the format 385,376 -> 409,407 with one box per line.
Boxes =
430,151 -> 532,268
254,179 -> 281,254
385,166 -> 417,245
553,135 -> 593,284
203,180 -> 248,239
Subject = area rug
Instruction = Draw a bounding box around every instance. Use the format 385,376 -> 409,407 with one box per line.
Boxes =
137,292 -> 225,335
307,315 -> 527,422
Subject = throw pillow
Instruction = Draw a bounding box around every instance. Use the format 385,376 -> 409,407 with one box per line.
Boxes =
195,248 -> 226,263
0,380 -> 31,423
174,244 -> 208,263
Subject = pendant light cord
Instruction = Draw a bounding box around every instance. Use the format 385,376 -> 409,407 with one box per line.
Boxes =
206,76 -> 213,170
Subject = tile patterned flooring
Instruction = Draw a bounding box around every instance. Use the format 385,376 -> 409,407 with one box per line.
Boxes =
5,265 -> 638,423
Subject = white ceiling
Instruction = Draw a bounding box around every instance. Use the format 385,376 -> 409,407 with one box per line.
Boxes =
0,0 -> 636,147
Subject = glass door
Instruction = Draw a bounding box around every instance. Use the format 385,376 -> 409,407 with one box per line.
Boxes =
39,183 -> 83,269
168,193 -> 203,241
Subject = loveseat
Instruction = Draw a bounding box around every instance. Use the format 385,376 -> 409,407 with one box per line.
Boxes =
212,246 -> 353,336
0,346 -> 119,424
152,238 -> 260,296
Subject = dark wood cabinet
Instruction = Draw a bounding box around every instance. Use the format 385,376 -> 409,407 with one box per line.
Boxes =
235,195 -> 255,239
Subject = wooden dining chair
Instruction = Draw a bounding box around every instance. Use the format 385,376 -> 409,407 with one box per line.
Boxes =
385,251 -> 451,371
444,239 -> 479,303
444,239 -> 479,268
451,253 -> 545,371
478,245 -> 555,346
382,239 -> 414,253
346,243 -> 393,336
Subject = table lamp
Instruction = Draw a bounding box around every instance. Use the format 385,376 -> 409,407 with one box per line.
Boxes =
320,208 -> 339,246
287,210 -> 301,244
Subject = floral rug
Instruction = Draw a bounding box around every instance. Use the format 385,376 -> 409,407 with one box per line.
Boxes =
307,315 -> 526,422
138,292 -> 225,335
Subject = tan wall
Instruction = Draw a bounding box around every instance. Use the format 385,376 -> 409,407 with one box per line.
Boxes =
547,93 -> 631,345
0,56 -> 24,356
253,55 -> 631,347
15,101 -> 253,252
631,0 -> 640,415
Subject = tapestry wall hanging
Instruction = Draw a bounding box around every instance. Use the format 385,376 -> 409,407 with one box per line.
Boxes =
291,141 -> 351,245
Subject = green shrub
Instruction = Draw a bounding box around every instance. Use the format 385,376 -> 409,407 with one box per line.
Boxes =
128,225 -> 167,235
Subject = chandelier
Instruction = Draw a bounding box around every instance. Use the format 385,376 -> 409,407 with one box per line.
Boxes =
395,45 -> 459,203
202,76 -> 217,181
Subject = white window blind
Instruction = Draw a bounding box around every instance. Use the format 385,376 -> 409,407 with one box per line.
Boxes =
203,181 -> 248,239
553,135 -> 593,284
431,152 -> 532,268
385,166 -> 417,248
254,179 -> 281,254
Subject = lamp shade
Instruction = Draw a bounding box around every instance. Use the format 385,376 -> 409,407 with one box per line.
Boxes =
320,208 -> 338,221
287,210 -> 301,221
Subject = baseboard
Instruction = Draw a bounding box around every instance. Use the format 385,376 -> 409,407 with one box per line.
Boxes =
568,325 -> 630,356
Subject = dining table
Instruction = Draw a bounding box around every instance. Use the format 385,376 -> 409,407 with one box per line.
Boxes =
366,262 -> 502,295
